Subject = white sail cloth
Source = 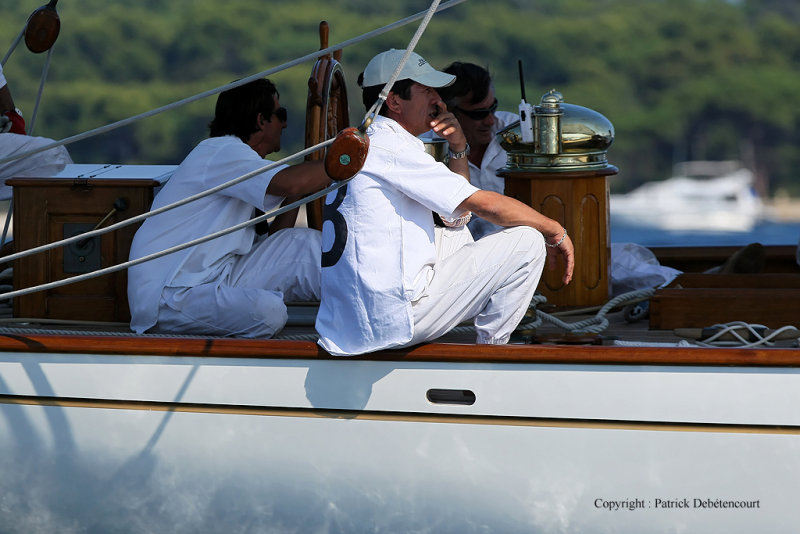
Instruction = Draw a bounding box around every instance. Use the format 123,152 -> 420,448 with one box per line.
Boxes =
0,132 -> 73,200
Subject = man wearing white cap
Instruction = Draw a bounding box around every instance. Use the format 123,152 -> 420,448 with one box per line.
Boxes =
316,49 -> 574,356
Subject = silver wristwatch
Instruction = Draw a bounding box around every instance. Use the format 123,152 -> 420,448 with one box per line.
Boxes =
448,143 -> 470,160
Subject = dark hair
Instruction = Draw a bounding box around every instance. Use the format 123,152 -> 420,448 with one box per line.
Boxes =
357,73 -> 415,116
208,78 -> 279,141
436,62 -> 492,108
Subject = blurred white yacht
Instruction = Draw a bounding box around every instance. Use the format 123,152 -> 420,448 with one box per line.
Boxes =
611,161 -> 764,231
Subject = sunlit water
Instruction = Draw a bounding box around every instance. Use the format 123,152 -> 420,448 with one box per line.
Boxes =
611,216 -> 800,248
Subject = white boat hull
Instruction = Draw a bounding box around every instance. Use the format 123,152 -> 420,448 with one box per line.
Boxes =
2,349 -> 799,533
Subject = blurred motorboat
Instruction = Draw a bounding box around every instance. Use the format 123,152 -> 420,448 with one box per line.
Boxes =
611,161 -> 764,232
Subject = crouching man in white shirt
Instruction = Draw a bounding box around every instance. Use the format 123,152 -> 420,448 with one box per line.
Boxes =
128,78 -> 330,338
316,50 -> 575,356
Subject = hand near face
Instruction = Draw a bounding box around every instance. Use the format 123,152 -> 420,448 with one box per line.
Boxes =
429,101 -> 468,151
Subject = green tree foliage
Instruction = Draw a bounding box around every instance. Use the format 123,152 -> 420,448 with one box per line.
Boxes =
1,0 -> 798,193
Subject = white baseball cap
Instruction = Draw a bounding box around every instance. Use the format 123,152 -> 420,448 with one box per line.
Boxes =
362,49 -> 455,89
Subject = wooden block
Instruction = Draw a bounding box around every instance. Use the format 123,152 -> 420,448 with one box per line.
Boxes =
9,176 -> 159,322
649,274 -> 800,329
651,245 -> 800,274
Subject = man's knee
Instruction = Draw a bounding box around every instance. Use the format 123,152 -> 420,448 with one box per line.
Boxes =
501,226 -> 546,259
265,227 -> 322,263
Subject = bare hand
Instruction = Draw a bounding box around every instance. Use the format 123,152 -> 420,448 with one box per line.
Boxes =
430,101 -> 467,149
546,234 -> 575,285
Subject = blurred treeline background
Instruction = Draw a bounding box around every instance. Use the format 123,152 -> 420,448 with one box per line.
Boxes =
2,0 -> 798,195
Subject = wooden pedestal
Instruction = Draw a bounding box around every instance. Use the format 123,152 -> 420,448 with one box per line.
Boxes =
500,166 -> 617,307
9,173 -> 161,322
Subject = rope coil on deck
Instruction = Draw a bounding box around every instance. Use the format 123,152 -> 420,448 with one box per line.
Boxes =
693,322 -> 800,349
516,288 -> 655,335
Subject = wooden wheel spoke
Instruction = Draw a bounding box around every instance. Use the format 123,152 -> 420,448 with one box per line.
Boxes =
304,21 -> 351,230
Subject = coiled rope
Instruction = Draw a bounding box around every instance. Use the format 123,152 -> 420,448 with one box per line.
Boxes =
693,322 -> 800,349
443,287 -> 656,339
516,288 -> 656,335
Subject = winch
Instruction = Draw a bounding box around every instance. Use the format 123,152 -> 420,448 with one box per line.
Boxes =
497,90 -> 618,307
497,89 -> 615,172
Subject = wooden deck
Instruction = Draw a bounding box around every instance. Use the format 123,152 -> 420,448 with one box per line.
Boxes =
0,301 -> 797,365
1,244 -> 798,361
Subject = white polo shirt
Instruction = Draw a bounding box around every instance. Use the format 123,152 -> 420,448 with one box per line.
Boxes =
316,116 -> 479,355
128,135 -> 287,333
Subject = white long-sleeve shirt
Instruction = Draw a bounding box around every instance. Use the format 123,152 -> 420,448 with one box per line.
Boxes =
316,116 -> 479,355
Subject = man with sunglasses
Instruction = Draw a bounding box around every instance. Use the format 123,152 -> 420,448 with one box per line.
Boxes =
437,62 -> 518,239
316,50 -> 574,356
128,78 -> 331,338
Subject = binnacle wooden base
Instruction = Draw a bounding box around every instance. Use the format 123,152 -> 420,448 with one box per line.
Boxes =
499,166 -> 617,308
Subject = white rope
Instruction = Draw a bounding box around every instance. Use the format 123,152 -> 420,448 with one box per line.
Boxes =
1,25 -> 25,66
0,0 -> 459,300
612,339 -> 696,348
0,171 -> 351,302
2,34 -> 56,247
517,288 -> 656,335
0,0 -> 467,167
693,322 -> 800,349
0,137 -> 334,265
445,288 -> 655,338
364,0 -> 443,122
28,46 -> 54,136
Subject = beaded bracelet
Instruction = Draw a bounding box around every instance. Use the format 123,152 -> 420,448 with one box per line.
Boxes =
440,212 -> 472,227
545,227 -> 567,248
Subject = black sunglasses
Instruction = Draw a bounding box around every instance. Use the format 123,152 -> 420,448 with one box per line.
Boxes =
272,107 -> 287,123
453,98 -> 498,120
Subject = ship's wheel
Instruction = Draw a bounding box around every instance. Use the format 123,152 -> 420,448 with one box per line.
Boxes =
304,21 -> 350,230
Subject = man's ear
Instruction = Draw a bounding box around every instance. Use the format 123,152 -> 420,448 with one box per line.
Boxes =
384,92 -> 402,114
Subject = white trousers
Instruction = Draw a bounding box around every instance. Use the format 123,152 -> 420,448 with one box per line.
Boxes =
412,225 -> 546,345
155,228 -> 321,338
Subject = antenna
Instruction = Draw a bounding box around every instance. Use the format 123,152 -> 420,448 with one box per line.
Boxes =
517,59 -> 534,143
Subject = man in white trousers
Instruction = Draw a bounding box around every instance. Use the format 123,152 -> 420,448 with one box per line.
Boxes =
316,49 -> 574,356
128,78 -> 330,338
